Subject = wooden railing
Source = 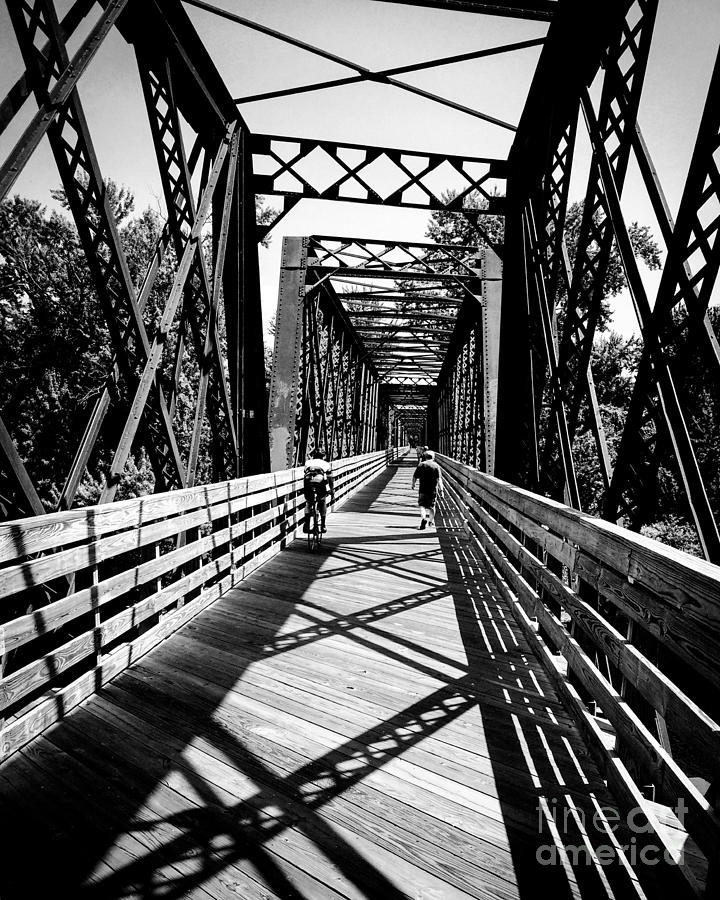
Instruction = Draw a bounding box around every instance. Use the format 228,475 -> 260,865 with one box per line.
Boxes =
0,448 -> 401,762
439,454 -> 720,896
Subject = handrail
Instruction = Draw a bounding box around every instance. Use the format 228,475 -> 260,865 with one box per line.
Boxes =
438,453 -> 720,895
0,448 -> 402,761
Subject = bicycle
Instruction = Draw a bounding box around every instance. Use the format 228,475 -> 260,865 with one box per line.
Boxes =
306,488 -> 323,552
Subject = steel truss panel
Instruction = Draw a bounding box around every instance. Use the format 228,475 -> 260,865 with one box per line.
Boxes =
7,0 -> 188,504
268,237 -> 381,468
495,0 -> 636,490
134,45 -> 238,487
434,248 -> 500,470
540,0 -> 658,500
253,134 -> 506,237
0,0 -> 268,517
268,232 -> 491,463
602,48 -> 720,560
367,0 -> 557,20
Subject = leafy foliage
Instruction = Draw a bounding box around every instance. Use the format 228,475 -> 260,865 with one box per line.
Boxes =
1,185 -> 275,511
0,195 -> 110,505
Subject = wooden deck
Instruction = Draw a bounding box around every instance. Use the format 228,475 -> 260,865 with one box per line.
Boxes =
0,463 -> 669,899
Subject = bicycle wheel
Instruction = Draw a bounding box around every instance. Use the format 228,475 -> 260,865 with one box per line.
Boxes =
310,522 -> 320,552
307,506 -> 315,551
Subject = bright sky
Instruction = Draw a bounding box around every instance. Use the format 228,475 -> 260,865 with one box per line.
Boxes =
1,0 -> 719,340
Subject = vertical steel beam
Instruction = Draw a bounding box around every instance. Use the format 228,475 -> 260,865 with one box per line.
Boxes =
268,238 -> 309,470
481,248 -> 503,476
233,127 -> 270,473
187,130 -> 241,486
0,415 -> 45,518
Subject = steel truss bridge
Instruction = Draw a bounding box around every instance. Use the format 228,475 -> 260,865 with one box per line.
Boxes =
1,1 -> 720,898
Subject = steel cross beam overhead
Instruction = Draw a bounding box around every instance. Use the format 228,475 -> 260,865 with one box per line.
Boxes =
252,134 -> 506,240
368,0 -> 558,20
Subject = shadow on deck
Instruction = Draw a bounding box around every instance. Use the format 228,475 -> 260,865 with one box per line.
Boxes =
0,464 -> 672,899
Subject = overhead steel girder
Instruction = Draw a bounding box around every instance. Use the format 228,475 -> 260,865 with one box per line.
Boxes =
367,0 -> 557,20
309,236 -> 481,277
253,134 -> 506,238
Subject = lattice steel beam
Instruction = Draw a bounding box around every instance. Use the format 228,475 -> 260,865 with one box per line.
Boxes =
100,121 -> 238,502
0,0 -> 95,140
495,0 -> 632,489
556,0 -> 657,439
8,0 -> 188,502
368,0 -> 557,20
253,135 -> 505,237
136,46 -> 238,485
0,0 -> 129,202
581,92 -> 720,562
604,50 -> 720,558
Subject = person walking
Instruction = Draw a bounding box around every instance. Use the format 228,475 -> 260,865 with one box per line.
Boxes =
412,450 -> 444,530
303,448 -> 335,533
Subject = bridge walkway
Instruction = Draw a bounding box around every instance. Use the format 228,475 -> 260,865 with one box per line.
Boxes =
0,462 -> 665,899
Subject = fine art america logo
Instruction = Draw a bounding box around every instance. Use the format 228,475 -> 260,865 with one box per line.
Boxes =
535,798 -> 688,867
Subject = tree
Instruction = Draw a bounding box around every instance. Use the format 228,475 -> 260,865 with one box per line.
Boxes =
426,193 -> 661,322
1,186 -> 278,511
0,195 -> 111,507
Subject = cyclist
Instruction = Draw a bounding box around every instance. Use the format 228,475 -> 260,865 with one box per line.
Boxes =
303,448 -> 335,534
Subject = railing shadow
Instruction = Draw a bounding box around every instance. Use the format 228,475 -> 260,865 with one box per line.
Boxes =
434,520 -> 673,900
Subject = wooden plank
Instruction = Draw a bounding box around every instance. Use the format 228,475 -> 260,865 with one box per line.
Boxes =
190,604 -> 575,728
52,701 -> 484,900
460,491 -> 720,860
469,492 -> 720,782
114,653 -> 610,836
2,494 -> 304,654
0,482 -> 296,598
0,469 -> 298,563
469,521 -> 704,898
83,691 -> 521,898
441,455 -> 720,689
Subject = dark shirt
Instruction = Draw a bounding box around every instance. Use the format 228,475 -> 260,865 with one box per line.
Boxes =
413,460 -> 442,495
